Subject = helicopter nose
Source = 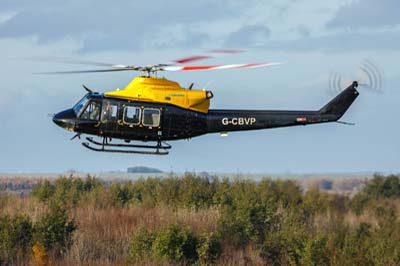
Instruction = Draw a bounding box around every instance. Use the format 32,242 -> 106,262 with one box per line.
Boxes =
53,109 -> 76,131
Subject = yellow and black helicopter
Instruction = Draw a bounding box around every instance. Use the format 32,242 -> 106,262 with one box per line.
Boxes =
48,52 -> 367,155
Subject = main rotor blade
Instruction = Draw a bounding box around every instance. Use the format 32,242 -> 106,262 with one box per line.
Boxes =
36,68 -> 140,75
162,62 -> 282,71
173,55 -> 214,64
172,49 -> 244,64
24,56 -> 131,68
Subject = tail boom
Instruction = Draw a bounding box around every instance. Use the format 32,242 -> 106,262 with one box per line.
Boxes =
206,82 -> 359,133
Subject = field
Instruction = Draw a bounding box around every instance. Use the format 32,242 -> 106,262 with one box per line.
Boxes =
1,173 -> 400,266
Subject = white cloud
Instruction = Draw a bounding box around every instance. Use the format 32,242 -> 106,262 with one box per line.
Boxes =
225,24 -> 271,47
0,11 -> 17,24
327,0 -> 400,30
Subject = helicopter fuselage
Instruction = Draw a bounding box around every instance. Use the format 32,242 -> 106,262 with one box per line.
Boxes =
53,81 -> 359,149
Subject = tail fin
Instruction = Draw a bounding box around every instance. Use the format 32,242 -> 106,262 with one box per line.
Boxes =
319,81 -> 359,120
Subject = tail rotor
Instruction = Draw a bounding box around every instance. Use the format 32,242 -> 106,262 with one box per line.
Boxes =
329,60 -> 383,94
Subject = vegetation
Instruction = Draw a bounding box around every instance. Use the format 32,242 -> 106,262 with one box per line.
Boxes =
0,173 -> 400,265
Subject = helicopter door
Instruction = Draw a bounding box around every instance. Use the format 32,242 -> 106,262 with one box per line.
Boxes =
142,108 -> 162,139
76,100 -> 102,135
101,100 -> 119,134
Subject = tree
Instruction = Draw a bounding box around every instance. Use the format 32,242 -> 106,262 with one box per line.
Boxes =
32,180 -> 55,202
364,175 -> 400,198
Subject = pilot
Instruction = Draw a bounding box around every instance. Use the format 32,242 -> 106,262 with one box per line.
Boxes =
89,102 -> 101,120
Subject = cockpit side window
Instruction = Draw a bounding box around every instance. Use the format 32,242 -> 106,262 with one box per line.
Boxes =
81,101 -> 101,121
102,101 -> 118,122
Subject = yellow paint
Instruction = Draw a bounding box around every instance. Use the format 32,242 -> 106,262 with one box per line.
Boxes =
104,76 -> 211,113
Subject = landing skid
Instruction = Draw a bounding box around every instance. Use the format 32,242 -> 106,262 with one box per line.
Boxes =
82,137 -> 171,155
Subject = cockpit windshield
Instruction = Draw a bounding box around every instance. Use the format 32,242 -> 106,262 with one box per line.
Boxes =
73,95 -> 89,115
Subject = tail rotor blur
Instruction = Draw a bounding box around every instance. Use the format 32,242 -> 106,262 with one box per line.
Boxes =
358,60 -> 383,93
329,60 -> 383,95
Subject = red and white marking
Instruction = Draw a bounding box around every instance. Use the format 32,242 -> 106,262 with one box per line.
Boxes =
296,117 -> 307,122
173,49 -> 244,64
162,62 -> 282,72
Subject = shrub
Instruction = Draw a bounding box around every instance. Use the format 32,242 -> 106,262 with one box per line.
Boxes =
129,225 -> 222,265
302,188 -> 331,217
32,180 -> 55,202
212,177 -> 233,206
300,235 -> 329,266
364,174 -> 400,198
219,183 -> 278,247
178,174 -> 215,209
0,214 -> 33,264
32,176 -> 103,206
128,227 -> 155,263
350,175 -> 400,215
34,204 -> 76,254
349,192 -> 370,215
260,211 -> 308,266
197,232 -> 222,266
152,223 -> 198,263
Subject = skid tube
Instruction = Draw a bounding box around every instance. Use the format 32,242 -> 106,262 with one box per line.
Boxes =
82,137 -> 171,155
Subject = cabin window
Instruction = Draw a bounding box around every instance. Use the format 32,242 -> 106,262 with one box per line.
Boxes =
124,106 -> 141,125
102,102 -> 118,122
80,101 -> 101,121
142,108 -> 160,127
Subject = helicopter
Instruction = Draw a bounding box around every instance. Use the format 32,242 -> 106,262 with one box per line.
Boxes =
48,52 -> 364,155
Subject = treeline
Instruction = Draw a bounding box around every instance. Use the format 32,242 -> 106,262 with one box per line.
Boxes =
0,176 -> 42,192
1,174 -> 400,265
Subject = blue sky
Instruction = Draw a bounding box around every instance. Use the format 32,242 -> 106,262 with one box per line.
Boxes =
0,0 -> 399,173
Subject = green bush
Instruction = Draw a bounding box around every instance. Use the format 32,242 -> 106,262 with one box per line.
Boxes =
0,214 -> 33,264
351,175 -> 400,216
177,174 -> 215,209
365,175 -> 400,198
212,177 -> 233,206
219,180 -> 278,247
152,223 -> 198,263
32,176 -> 103,206
110,182 -> 138,206
260,210 -> 308,266
128,225 -> 222,265
300,235 -> 329,266
197,232 -> 222,266
34,204 -> 76,254
349,192 -> 370,215
32,180 -> 56,202
128,227 -> 155,263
